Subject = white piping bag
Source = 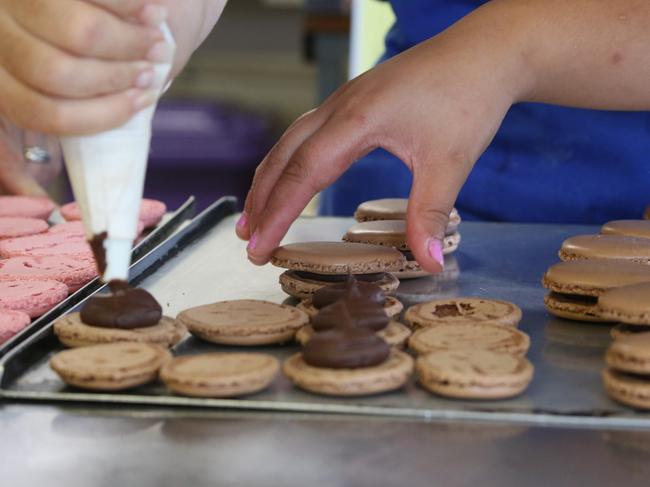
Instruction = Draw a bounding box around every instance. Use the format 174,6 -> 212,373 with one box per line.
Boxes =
60,24 -> 175,282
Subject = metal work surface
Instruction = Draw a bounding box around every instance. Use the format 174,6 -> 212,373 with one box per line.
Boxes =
1,404 -> 649,487
2,215 -> 649,427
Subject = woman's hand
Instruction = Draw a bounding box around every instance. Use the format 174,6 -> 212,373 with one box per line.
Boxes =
237,2 -> 532,273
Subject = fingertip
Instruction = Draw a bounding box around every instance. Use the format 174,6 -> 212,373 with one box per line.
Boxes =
235,211 -> 251,240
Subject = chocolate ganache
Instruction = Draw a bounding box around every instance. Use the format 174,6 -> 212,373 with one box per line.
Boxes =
312,274 -> 386,309
312,291 -> 388,333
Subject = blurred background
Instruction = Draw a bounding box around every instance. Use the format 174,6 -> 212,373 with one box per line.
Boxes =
38,0 -> 395,214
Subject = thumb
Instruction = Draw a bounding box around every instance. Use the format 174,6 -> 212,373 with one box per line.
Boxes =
406,159 -> 469,274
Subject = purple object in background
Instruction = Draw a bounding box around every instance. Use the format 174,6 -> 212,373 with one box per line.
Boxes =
145,101 -> 275,211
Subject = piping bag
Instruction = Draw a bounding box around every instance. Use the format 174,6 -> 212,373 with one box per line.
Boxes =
60,24 -> 175,283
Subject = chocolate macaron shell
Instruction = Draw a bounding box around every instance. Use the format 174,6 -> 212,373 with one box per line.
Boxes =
598,283 -> 650,325
606,333 -> 650,374
271,242 -> 406,274
282,349 -> 414,397
353,199 -> 461,230
610,324 -> 650,340
405,298 -> 522,329
178,299 -> 308,346
416,350 -> 534,400
297,296 -> 403,319
542,260 -> 650,296
602,220 -> 650,240
559,234 -> 650,263
344,220 -> 410,250
603,368 -> 650,410
543,293 -> 610,323
53,313 -> 186,348
279,270 -> 399,300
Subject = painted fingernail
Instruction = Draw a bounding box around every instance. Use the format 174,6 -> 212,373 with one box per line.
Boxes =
134,69 -> 154,88
129,90 -> 156,111
147,41 -> 174,63
427,238 -> 445,270
247,231 -> 259,252
236,212 -> 248,230
140,4 -> 168,28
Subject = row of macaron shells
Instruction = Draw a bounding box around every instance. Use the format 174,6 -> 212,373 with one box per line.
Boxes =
0,196 -> 166,343
541,217 -> 650,409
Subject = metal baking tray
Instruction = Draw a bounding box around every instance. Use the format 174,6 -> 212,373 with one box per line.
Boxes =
0,196 -> 197,357
2,205 -> 650,429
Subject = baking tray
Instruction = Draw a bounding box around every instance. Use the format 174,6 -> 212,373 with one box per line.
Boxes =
2,210 -> 650,429
0,196 -> 197,357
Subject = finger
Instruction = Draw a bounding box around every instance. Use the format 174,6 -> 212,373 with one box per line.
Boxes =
0,65 -> 155,135
87,0 -> 165,23
0,129 -> 48,197
235,109 -> 326,241
0,14 -> 154,98
405,154 -> 471,274
10,0 -> 164,61
246,118 -> 376,265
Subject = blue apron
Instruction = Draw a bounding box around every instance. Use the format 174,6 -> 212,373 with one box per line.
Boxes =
319,0 -> 650,223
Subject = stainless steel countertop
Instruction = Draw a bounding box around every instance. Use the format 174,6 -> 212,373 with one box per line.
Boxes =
2,216 -> 650,486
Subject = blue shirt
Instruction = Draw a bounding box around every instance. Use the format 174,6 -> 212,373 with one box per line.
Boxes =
319,0 -> 650,223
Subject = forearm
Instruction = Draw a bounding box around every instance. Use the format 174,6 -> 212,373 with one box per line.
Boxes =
475,0 -> 650,110
165,0 -> 227,78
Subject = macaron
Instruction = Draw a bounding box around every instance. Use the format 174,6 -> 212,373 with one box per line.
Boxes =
606,333 -> 650,374
598,283 -> 650,325
0,255 -> 97,292
50,342 -> 172,391
271,242 -> 405,299
404,298 -> 522,329
0,280 -> 68,317
408,323 -> 530,356
296,295 -> 403,319
0,232 -> 94,259
0,217 -> 48,239
611,324 -> 650,340
0,196 -> 56,220
160,353 -> 280,397
559,234 -> 650,263
542,260 -> 650,322
602,368 -> 650,410
0,309 -> 31,343
354,198 -> 461,230
416,349 -> 534,399
178,300 -> 309,346
602,220 -> 650,240
343,220 -> 461,279
283,349 -> 414,396
60,198 -> 166,228
53,312 -> 186,348
295,320 -> 412,348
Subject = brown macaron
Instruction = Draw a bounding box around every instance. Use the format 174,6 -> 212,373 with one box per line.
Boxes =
559,234 -> 650,263
542,260 -> 650,322
603,368 -> 650,410
271,242 -> 405,299
598,282 -> 650,325
343,220 -> 461,279
296,295 -> 403,320
50,342 -> 172,391
353,198 -> 461,231
405,298 -> 522,329
53,313 -> 187,348
601,220 -> 650,240
178,300 -> 309,346
606,333 -> 650,375
160,353 -> 280,397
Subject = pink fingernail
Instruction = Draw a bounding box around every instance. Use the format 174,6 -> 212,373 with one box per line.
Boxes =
134,69 -> 154,88
247,231 -> 259,251
427,238 -> 444,270
236,212 -> 248,229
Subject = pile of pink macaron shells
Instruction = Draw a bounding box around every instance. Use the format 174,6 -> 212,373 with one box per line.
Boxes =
0,196 -> 166,344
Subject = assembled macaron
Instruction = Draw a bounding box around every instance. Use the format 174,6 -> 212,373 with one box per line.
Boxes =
559,234 -> 650,263
354,198 -> 460,230
601,220 -> 650,240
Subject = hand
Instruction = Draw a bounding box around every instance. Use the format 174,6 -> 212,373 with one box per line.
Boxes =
0,117 -> 61,196
0,0 -> 171,135
237,5 -> 531,273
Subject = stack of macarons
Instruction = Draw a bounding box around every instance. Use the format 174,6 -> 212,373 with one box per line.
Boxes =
0,196 -> 166,341
349,198 -> 461,279
542,219 -> 650,322
405,297 -> 534,399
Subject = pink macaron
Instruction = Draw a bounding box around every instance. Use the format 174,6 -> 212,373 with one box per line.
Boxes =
0,309 -> 31,344
0,217 -> 49,239
0,255 -> 97,292
0,196 -> 56,220
60,199 -> 166,228
0,233 -> 94,259
48,220 -> 146,238
0,280 -> 68,318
